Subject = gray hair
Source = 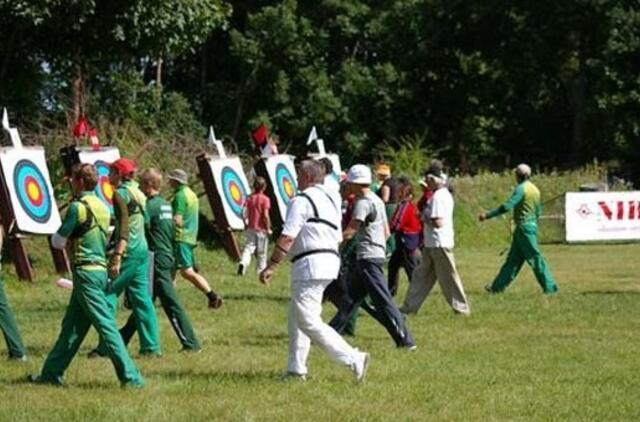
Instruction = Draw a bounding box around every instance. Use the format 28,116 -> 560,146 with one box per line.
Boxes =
298,159 -> 325,184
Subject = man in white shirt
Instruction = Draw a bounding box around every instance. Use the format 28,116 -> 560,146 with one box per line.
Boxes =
401,165 -> 470,315
259,159 -> 369,382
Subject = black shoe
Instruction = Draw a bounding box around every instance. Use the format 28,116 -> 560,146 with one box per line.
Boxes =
237,264 -> 245,276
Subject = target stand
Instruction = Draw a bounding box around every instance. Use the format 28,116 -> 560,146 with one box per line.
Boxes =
0,146 -> 67,280
254,155 -> 298,232
196,153 -> 251,261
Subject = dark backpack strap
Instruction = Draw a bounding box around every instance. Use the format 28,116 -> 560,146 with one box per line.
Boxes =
354,196 -> 377,226
291,248 -> 340,263
298,192 -> 339,230
298,192 -> 318,218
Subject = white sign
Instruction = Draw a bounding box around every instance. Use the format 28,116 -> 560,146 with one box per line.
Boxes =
565,191 -> 640,242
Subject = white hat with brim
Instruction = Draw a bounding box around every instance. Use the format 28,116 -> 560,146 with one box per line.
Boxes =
168,169 -> 188,185
347,164 -> 372,185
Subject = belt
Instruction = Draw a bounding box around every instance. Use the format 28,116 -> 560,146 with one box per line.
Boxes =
291,249 -> 340,263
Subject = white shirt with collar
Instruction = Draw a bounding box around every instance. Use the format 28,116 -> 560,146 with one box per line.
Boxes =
281,183 -> 342,281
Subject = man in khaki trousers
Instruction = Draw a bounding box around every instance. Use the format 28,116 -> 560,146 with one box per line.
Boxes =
400,165 -> 470,315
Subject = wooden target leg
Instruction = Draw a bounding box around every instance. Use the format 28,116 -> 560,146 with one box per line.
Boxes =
8,238 -> 34,282
49,236 -> 70,275
223,231 -> 242,262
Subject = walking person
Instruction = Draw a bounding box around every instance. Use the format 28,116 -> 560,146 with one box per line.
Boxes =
0,225 -> 28,362
168,169 -> 223,308
387,176 -> 422,297
238,176 -> 271,276
479,164 -> 558,294
259,159 -> 370,382
29,163 -> 144,387
90,158 -> 161,357
400,166 -> 470,315
119,169 -> 201,352
329,165 -> 416,350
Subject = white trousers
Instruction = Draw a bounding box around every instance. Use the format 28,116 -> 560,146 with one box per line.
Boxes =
288,278 -> 359,375
240,229 -> 269,273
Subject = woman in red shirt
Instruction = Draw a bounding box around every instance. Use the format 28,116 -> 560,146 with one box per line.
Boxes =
388,177 -> 422,296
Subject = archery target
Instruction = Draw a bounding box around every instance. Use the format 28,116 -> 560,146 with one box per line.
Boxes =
263,155 -> 298,222
0,147 -> 61,234
209,157 -> 251,230
77,147 -> 120,213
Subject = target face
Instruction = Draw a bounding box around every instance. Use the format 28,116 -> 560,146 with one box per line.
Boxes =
0,147 -> 61,234
275,163 -> 297,205
221,166 -> 249,218
208,157 -> 252,230
94,160 -> 114,210
13,159 -> 52,223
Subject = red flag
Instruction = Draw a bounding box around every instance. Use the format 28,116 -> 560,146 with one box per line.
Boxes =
251,124 -> 268,146
73,116 -> 89,137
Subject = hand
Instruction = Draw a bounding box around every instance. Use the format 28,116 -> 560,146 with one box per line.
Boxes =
478,212 -> 487,222
259,265 -> 275,286
108,254 -> 122,278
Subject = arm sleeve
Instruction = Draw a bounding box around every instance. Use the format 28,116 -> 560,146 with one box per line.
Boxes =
57,202 -> 79,238
486,184 -> 525,219
281,197 -> 309,239
113,191 -> 129,241
429,195 -> 445,219
173,191 -> 186,217
351,198 -> 370,223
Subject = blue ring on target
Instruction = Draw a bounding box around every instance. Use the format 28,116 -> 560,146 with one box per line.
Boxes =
221,166 -> 248,218
275,163 -> 297,205
94,160 -> 114,212
13,159 -> 52,223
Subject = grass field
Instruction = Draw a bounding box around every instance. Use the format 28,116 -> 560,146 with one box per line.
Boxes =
0,243 -> 638,421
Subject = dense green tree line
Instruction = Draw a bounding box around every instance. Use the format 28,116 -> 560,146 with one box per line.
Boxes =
1,1 -> 638,177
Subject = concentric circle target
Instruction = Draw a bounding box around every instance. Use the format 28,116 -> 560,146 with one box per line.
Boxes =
94,160 -> 114,210
13,159 -> 52,223
275,163 -> 297,205
221,166 -> 248,218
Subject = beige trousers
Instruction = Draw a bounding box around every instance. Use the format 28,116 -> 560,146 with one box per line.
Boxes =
401,247 -> 470,315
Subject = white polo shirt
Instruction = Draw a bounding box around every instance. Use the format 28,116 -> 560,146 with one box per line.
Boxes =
281,184 -> 342,281
423,187 -> 455,248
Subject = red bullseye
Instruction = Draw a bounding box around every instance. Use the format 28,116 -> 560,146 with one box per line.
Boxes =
24,176 -> 44,206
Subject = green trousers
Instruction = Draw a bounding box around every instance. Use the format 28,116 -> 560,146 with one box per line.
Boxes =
489,223 -> 558,294
0,276 -> 27,358
98,255 -> 161,355
39,268 -> 144,387
120,255 -> 200,350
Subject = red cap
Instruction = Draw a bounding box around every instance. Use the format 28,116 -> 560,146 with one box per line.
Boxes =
110,158 -> 136,176
251,124 -> 268,146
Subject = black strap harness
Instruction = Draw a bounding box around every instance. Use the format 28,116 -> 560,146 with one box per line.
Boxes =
291,186 -> 340,262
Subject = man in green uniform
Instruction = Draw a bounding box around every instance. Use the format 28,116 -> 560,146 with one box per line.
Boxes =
29,163 -> 143,387
479,163 -> 558,294
119,169 -> 200,351
168,169 -> 222,309
0,225 -> 28,361
92,158 -> 161,357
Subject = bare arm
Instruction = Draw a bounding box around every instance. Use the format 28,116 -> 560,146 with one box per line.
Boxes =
380,185 -> 391,203
343,218 -> 362,241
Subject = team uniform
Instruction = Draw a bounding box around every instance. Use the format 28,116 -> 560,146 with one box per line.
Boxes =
95,180 -> 161,356
0,244 -> 27,360
172,184 -> 200,270
34,191 -> 143,386
119,194 -> 200,350
485,180 -> 558,293
282,184 -> 367,377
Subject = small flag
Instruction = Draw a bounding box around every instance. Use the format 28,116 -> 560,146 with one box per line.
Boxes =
1,108 -> 8,130
306,126 -> 318,145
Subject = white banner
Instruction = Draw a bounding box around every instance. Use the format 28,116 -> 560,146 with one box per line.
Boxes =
0,147 -> 62,234
565,191 -> 640,242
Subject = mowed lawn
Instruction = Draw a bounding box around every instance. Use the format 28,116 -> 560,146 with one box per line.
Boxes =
0,243 -> 638,421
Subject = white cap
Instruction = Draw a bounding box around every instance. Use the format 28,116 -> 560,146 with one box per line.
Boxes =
347,164 -> 372,185
515,163 -> 531,177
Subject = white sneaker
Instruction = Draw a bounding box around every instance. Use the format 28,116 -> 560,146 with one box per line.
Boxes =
352,350 -> 370,383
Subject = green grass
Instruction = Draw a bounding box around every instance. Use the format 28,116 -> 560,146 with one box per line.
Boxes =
0,243 -> 638,421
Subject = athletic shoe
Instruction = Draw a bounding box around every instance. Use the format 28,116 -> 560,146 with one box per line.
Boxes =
208,295 -> 224,309
398,343 -> 418,351
27,374 -> 64,386
9,355 -> 28,363
237,264 -> 246,276
484,284 -> 496,293
180,347 -> 203,354
352,350 -> 370,383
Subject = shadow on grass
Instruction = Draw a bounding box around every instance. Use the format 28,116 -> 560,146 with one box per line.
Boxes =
9,376 -> 115,390
146,367 -> 282,383
580,290 -> 640,295
222,293 -> 289,303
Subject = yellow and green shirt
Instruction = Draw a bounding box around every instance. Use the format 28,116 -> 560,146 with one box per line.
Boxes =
57,191 -> 110,270
172,184 -> 199,245
486,180 -> 542,225
115,180 -> 149,259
